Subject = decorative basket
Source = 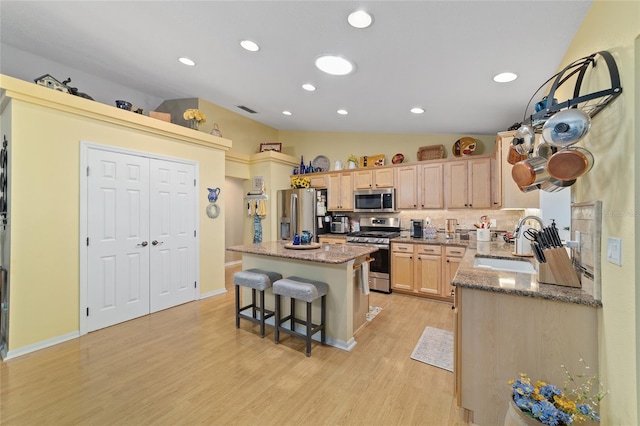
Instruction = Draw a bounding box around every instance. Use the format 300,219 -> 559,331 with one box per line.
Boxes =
417,145 -> 445,161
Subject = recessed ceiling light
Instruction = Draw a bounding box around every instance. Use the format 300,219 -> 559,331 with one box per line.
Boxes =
240,40 -> 260,52
337,109 -> 348,115
493,72 -> 518,83
178,57 -> 196,66
410,107 -> 425,114
315,55 -> 355,76
282,110 -> 292,116
347,10 -> 373,29
302,83 -> 316,91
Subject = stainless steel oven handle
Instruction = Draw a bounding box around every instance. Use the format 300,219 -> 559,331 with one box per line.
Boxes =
347,243 -> 389,249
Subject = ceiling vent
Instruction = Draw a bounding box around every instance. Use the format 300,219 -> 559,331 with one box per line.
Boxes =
237,105 -> 258,114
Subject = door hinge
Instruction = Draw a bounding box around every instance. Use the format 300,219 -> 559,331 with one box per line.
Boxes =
86,166 -> 90,176
194,230 -> 196,237
194,281 -> 197,288
194,179 -> 196,187
86,307 -> 89,316
86,237 -> 89,246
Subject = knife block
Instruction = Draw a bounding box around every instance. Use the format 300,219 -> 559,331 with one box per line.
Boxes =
537,247 -> 581,288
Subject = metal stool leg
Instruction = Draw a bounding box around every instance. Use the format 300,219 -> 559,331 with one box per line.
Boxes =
235,285 -> 241,329
259,289 -> 266,338
274,294 -> 281,343
306,301 -> 312,357
321,295 -> 326,344
290,298 -> 296,331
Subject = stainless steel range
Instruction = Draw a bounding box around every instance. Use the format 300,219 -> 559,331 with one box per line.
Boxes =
346,217 -> 401,293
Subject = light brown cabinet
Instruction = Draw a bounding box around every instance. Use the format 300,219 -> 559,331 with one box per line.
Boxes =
395,163 -> 444,210
415,245 -> 442,295
391,242 -> 464,301
455,286 -> 598,425
395,166 -> 420,209
445,157 -> 492,209
327,172 -> 354,211
318,236 -> 346,245
443,246 -> 465,298
390,243 -> 414,291
353,167 -> 394,189
308,174 -> 328,189
494,131 -> 540,209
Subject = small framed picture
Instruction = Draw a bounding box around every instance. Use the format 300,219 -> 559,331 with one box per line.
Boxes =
259,142 -> 282,152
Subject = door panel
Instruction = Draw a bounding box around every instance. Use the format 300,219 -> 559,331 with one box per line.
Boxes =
87,150 -> 150,331
149,159 -> 196,313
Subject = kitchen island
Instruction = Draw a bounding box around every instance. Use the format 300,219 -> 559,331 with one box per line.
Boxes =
452,241 -> 601,425
227,241 -> 378,351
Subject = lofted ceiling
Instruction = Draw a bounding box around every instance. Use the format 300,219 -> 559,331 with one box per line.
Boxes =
0,1 -> 592,135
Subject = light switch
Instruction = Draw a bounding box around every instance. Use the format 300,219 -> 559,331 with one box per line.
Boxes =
607,237 -> 622,266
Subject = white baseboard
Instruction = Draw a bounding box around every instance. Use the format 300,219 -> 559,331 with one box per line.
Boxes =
2,331 -> 80,361
200,288 -> 227,299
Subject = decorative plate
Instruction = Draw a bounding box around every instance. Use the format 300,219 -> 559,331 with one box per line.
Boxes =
312,155 -> 330,172
284,242 -> 322,250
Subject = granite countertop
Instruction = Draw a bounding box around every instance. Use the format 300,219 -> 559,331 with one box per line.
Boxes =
452,241 -> 602,307
227,241 -> 378,264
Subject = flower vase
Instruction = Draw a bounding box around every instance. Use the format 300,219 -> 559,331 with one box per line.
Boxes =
504,400 -> 541,426
189,119 -> 199,130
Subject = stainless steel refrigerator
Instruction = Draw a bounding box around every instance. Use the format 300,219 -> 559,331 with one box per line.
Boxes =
277,188 -> 328,242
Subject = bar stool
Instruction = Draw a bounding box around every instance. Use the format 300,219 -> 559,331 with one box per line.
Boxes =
272,276 -> 327,357
233,268 -> 282,337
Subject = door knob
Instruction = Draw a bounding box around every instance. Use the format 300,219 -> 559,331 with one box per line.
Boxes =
137,241 -> 148,247
152,240 -> 164,246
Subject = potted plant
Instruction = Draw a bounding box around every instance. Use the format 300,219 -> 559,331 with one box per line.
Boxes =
347,154 -> 358,169
506,361 -> 607,426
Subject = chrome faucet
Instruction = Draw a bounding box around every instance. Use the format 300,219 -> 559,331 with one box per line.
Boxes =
514,215 -> 545,237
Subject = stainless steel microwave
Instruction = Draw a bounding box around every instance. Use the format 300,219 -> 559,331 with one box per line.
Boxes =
353,188 -> 396,213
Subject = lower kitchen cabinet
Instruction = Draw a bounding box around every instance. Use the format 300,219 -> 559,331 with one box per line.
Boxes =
390,243 -> 414,291
318,235 -> 346,245
454,287 -> 599,425
391,242 -> 464,301
443,246 -> 465,298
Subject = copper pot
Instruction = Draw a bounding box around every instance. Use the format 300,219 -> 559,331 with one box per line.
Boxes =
546,146 -> 594,181
512,156 -> 549,187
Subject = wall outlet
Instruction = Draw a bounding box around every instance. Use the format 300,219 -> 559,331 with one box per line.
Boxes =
490,219 -> 497,228
607,237 -> 622,266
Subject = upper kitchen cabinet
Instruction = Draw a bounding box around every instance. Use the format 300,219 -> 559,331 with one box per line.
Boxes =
420,163 -> 444,209
395,166 -> 419,209
327,171 -> 354,211
445,156 -> 492,209
308,174 -> 328,189
395,163 -> 444,210
353,167 -> 394,189
494,131 -> 540,209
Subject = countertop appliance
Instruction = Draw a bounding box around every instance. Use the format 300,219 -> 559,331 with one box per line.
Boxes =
353,188 -> 395,213
277,188 -> 329,242
346,217 -> 401,294
410,219 -> 423,238
330,215 -> 349,234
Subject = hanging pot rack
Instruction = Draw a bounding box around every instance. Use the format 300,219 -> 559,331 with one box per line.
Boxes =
521,50 -> 622,133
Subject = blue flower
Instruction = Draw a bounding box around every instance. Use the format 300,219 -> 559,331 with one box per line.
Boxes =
577,404 -> 592,415
532,400 -> 562,426
540,384 -> 562,399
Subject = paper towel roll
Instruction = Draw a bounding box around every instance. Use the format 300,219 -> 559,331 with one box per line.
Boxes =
515,225 -> 533,255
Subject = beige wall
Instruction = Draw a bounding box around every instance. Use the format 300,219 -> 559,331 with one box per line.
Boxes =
557,1 -> 639,424
278,130 -> 496,170
3,83 -> 229,352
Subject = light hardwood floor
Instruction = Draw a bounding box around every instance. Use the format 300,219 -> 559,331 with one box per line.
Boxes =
0,265 -> 465,425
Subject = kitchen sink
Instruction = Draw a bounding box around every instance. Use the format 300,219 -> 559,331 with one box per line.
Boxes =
473,256 -> 537,274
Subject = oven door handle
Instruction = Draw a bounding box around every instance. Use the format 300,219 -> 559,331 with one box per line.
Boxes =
348,243 -> 389,249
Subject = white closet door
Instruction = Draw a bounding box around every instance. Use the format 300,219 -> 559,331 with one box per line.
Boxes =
87,150 -> 150,331
149,159 -> 197,312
